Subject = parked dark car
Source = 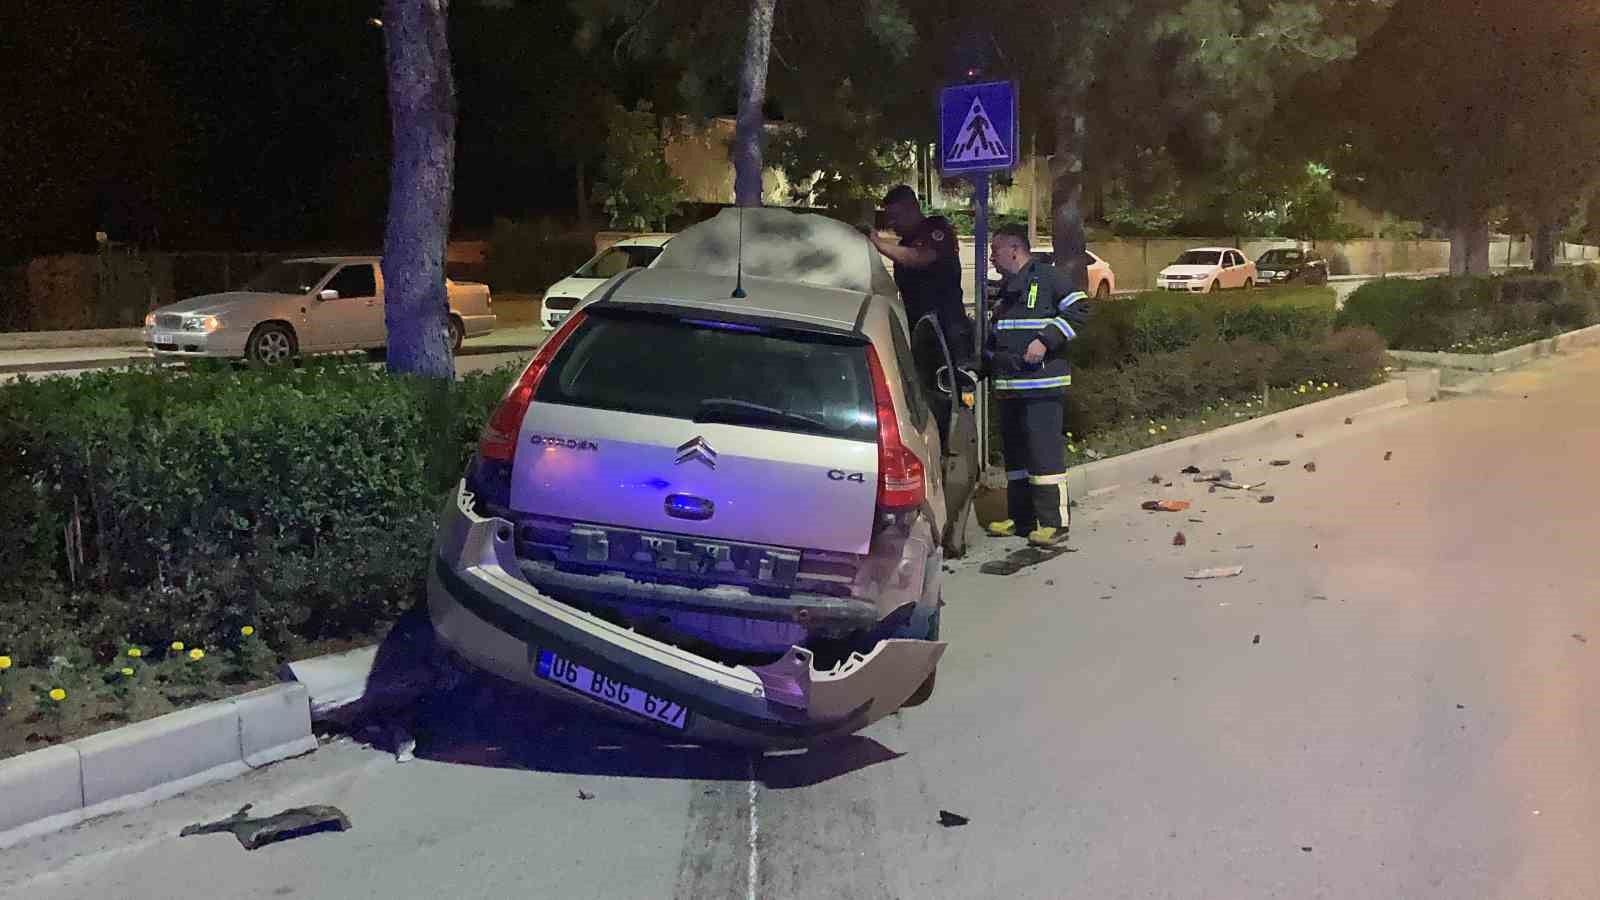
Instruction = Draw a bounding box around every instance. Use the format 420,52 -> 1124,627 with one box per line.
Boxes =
1254,247 -> 1329,285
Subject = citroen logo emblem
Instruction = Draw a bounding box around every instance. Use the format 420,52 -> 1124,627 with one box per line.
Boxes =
675,436 -> 718,469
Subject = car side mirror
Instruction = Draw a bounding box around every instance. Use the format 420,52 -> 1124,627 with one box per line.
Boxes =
318,289 -> 339,301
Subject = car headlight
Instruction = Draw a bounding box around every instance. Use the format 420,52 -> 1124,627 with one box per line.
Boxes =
144,313 -> 156,328
182,315 -> 222,333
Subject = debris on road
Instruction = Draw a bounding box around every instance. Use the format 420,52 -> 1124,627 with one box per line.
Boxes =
1142,499 -> 1192,512
1173,531 -> 1187,546
1252,634 -> 1261,645
1149,474 -> 1163,484
1295,432 -> 1304,439
1236,544 -> 1256,549
1574,633 -> 1589,644
1180,465 -> 1201,474
1186,566 -> 1244,580
181,804 -> 352,851
1099,595 -> 1112,600
578,789 -> 595,800
1270,459 -> 1292,467
1303,462 -> 1317,472
1384,451 -> 1393,461
1189,517 -> 1205,523
393,724 -> 416,763
1044,579 -> 1056,586
1215,480 -> 1265,491
939,810 -> 970,828
1456,704 -> 1466,709
1259,495 -> 1276,504
1302,846 -> 1314,853
1194,469 -> 1234,484
1345,417 -> 1354,425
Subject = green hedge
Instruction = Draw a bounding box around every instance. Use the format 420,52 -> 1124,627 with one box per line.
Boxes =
485,217 -> 597,295
1064,286 -> 1382,435
1337,267 -> 1600,351
0,362 -> 517,667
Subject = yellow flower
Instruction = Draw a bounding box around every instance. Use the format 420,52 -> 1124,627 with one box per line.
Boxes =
120,667 -> 135,677
241,626 -> 255,637
1068,444 -> 1078,454
1298,385 -> 1308,394
1065,432 -> 1073,438
48,688 -> 66,702
1160,424 -> 1169,432
170,641 -> 184,652
1147,428 -> 1157,435
127,647 -> 143,658
1333,382 -> 1340,388
188,648 -> 205,661
0,655 -> 11,671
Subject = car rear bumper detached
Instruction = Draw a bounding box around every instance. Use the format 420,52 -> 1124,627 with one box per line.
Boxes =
426,481 -> 946,748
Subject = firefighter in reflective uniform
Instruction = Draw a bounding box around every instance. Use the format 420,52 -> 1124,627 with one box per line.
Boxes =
981,224 -> 1088,547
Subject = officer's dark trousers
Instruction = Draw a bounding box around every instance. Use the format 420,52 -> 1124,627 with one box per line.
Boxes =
997,393 -> 1069,531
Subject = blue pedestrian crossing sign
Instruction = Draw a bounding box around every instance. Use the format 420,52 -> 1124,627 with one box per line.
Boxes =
939,81 -> 1017,175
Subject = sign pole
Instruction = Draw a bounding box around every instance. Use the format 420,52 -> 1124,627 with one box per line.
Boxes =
973,173 -> 990,471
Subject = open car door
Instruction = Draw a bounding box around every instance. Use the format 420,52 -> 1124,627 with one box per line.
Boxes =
911,315 -> 981,557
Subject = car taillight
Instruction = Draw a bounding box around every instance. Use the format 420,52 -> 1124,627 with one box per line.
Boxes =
478,311 -> 586,463
864,345 -> 925,511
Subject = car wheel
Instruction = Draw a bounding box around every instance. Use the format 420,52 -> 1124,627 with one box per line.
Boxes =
447,315 -> 465,354
943,498 -> 974,559
1208,280 -> 1221,293
900,607 -> 941,708
246,323 -> 297,367
1095,281 -> 1111,301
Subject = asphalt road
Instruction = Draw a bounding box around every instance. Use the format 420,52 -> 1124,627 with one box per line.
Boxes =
4,350 -> 1598,900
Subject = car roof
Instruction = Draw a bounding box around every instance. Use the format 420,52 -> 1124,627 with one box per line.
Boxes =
593,267 -> 873,334
1184,247 -> 1237,253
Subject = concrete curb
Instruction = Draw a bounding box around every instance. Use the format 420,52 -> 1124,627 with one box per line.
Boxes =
1389,323 -> 1600,373
982,375 -> 1429,497
0,682 -> 316,849
0,328 -> 144,351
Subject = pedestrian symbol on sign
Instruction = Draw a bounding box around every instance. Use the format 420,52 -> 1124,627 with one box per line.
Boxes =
946,98 -> 1009,164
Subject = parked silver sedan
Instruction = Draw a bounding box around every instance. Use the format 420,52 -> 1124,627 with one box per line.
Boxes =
143,256 -> 496,365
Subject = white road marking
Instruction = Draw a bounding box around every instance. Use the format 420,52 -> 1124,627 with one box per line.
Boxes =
747,756 -> 760,900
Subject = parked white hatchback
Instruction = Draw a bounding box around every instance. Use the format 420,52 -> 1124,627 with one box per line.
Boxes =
143,256 -> 496,365
539,234 -> 672,330
1157,248 -> 1257,293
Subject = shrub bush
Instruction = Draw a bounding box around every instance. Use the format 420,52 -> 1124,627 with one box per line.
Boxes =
1338,266 -> 1600,351
0,361 -> 518,665
485,217 -> 596,295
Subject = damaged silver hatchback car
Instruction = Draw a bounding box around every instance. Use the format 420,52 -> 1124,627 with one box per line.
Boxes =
427,208 -> 980,747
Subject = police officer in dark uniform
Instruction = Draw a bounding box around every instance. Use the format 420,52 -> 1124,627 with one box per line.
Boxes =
981,224 -> 1088,547
868,185 -> 972,362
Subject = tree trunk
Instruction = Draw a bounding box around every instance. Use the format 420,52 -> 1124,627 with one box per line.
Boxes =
732,0 -> 776,208
381,0 -> 456,379
1049,95 -> 1089,294
1448,216 -> 1490,276
576,158 -> 591,233
1532,216 -> 1559,273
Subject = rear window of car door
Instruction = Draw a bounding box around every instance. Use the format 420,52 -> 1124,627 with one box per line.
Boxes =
535,310 -> 879,443
326,264 -> 377,299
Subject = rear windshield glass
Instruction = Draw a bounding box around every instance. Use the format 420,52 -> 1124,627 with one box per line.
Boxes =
536,312 -> 879,443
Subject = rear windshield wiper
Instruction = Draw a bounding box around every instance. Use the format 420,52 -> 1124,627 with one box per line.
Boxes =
694,398 -> 830,433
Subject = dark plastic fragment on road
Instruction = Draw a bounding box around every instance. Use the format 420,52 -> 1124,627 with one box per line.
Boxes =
1303,462 -> 1317,472
1259,495 -> 1276,504
1270,460 -> 1291,467
1574,633 -> 1589,644
1149,474 -> 1163,484
1456,704 -> 1465,709
1252,634 -> 1261,645
1344,417 -> 1354,425
1180,465 -> 1201,474
1302,846 -> 1313,852
181,804 -> 351,850
1173,531 -> 1187,546
1044,579 -> 1055,586
578,790 -> 595,800
1384,451 -> 1393,461
1295,433 -> 1304,439
939,810 -> 970,827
